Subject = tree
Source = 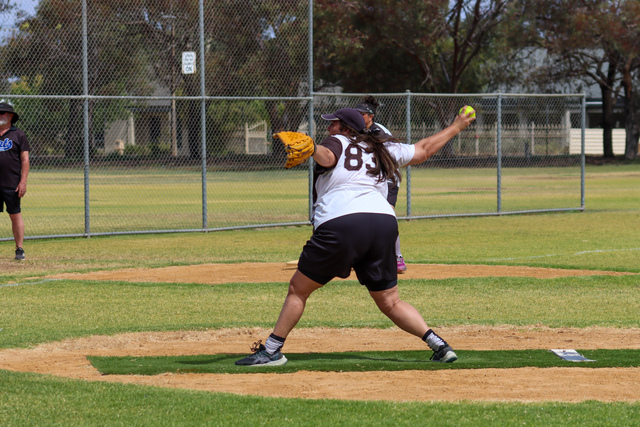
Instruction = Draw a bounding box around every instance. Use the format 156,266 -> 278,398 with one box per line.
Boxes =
524,0 -> 640,158
207,0 -> 310,160
1,0 -> 152,158
315,0 -> 515,156
6,75 -> 68,156
614,0 -> 640,159
123,0 -> 205,159
2,0 -> 310,161
124,0 -> 310,160
315,0 -> 514,94
0,0 -> 16,18
0,0 -> 18,93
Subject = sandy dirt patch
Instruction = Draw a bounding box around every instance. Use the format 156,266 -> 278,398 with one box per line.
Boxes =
1,326 -> 640,403
2,263 -> 638,403
49,262 -> 634,284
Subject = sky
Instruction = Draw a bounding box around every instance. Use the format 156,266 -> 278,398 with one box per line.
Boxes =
0,0 -> 39,41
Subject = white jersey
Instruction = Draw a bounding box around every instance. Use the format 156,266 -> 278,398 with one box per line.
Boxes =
372,122 -> 392,137
313,134 -> 415,228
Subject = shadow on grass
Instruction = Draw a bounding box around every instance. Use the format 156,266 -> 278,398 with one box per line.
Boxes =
87,349 -> 640,376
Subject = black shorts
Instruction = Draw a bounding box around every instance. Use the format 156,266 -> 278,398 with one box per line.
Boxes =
298,213 -> 398,292
387,182 -> 399,207
0,187 -> 21,214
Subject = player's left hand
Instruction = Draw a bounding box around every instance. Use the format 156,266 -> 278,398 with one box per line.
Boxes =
274,132 -> 316,168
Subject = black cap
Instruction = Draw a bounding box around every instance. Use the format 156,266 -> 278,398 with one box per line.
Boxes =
354,103 -> 376,115
0,101 -> 19,124
321,108 -> 366,133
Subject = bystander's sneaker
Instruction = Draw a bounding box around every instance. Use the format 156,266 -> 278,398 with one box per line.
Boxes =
14,247 -> 25,260
397,256 -> 407,273
235,341 -> 288,366
430,345 -> 457,363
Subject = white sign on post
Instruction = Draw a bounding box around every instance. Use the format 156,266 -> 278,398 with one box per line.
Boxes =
182,52 -> 196,74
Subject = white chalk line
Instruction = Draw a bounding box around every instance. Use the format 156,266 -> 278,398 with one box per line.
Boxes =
488,247 -> 640,261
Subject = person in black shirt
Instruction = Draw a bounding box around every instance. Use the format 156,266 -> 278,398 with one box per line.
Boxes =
0,101 -> 30,260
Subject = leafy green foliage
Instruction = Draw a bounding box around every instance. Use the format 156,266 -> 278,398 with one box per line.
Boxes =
314,0 -> 514,94
0,0 -> 154,157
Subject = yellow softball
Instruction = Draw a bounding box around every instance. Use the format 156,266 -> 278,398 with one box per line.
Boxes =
459,106 -> 476,118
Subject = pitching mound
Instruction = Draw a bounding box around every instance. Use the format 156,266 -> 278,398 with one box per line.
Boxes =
2,263 -> 638,403
49,262 -> 634,284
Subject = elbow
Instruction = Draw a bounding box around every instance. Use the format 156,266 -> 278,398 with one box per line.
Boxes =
411,150 -> 430,165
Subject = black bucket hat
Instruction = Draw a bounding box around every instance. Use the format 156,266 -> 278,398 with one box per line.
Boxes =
0,101 -> 19,124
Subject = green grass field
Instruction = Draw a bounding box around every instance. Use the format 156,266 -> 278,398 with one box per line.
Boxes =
88,349 -> 640,375
8,161 -> 586,237
1,163 -> 640,425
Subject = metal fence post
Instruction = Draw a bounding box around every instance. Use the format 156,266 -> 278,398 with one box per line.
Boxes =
581,93 -> 586,210
0,88 -> 586,241
497,92 -> 502,214
199,0 -> 207,230
308,0 -> 315,222
82,0 -> 90,237
405,90 -> 412,218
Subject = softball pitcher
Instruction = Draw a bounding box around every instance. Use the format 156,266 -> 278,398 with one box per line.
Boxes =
236,107 -> 475,366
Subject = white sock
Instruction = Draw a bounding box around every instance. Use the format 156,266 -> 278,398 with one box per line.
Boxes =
395,236 -> 402,258
264,334 -> 285,354
423,329 -> 446,351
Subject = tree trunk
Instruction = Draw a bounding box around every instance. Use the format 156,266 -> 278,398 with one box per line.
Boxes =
621,78 -> 639,160
624,115 -> 639,160
600,83 -> 615,158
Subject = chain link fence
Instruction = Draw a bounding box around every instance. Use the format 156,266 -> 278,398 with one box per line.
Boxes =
1,0 -> 584,241
314,93 -> 585,220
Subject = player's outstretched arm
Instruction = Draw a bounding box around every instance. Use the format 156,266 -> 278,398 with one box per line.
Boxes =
408,108 -> 475,165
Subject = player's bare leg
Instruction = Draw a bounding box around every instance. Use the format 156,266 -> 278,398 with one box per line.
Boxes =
235,269 -> 323,366
369,286 -> 457,362
273,270 -> 324,338
9,213 -> 24,249
369,287 -> 428,337
10,213 -> 25,260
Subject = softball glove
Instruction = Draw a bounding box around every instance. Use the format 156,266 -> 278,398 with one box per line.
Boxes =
274,131 -> 316,168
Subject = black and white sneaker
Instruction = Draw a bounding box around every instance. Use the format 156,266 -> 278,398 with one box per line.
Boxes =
235,340 -> 288,366
430,345 -> 457,363
14,247 -> 25,260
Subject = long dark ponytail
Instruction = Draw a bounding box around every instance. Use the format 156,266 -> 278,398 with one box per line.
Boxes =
339,122 -> 401,185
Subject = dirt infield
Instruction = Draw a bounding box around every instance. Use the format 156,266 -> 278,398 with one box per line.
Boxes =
2,263 -> 639,403
49,261 -> 635,284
